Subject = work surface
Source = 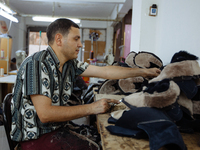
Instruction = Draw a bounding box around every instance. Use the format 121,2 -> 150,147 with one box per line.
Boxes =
0,75 -> 16,84
95,94 -> 200,150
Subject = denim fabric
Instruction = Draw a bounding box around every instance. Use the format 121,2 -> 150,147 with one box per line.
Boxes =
138,121 -> 187,150
163,102 -> 183,122
106,125 -> 147,139
107,107 -> 186,150
175,79 -> 198,99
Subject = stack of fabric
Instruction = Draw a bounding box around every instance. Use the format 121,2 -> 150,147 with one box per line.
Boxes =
98,51 -> 163,95
98,51 -> 200,150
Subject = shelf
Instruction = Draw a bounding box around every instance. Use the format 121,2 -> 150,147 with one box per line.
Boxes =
0,58 -> 8,61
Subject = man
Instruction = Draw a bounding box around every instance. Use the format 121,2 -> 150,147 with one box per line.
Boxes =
11,18 -> 160,150
10,58 -> 17,70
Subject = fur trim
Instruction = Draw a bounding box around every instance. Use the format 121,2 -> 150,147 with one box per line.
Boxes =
134,51 -> 163,69
171,50 -> 199,63
193,101 -> 200,115
144,81 -> 180,108
118,77 -> 144,93
177,93 -> 193,115
149,60 -> 200,83
98,79 -> 120,94
123,92 -> 145,107
123,81 -> 180,108
125,51 -> 138,68
111,109 -> 130,120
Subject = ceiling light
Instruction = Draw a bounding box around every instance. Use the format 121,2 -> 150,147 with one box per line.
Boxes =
32,16 -> 57,22
0,2 -> 13,14
0,9 -> 18,23
32,16 -> 80,23
0,2 -> 18,23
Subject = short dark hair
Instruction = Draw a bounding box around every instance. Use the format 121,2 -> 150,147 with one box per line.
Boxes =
11,58 -> 16,63
46,18 -> 80,45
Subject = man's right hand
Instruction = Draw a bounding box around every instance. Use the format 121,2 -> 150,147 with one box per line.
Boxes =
90,98 -> 120,114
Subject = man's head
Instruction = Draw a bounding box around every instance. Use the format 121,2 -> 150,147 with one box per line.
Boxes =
46,18 -> 82,61
46,18 -> 80,45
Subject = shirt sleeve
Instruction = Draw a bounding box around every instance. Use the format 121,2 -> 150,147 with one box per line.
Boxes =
75,60 -> 89,76
24,59 -> 51,98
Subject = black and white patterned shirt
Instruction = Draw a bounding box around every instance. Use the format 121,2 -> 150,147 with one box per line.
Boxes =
11,46 -> 89,142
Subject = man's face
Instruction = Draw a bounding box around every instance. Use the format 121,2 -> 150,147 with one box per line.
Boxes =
61,27 -> 82,60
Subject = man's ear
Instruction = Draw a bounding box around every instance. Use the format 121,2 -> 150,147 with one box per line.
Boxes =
55,33 -> 62,46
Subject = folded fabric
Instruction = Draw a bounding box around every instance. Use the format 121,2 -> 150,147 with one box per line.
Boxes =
110,109 -> 129,120
134,51 -> 163,69
149,51 -> 200,99
122,79 -> 180,108
118,77 -> 145,94
98,51 -> 163,95
125,51 -> 138,68
149,60 -> 200,83
98,79 -> 121,94
176,90 -> 200,133
107,107 -> 186,150
106,125 -> 148,139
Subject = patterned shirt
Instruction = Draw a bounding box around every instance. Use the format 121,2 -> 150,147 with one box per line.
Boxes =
11,46 -> 89,142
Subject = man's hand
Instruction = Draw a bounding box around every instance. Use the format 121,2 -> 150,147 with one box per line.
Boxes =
142,68 -> 161,78
90,99 -> 120,114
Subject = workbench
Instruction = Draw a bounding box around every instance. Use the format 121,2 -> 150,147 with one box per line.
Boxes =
95,94 -> 200,150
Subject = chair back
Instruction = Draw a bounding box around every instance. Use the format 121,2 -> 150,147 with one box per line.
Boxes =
3,93 -> 18,150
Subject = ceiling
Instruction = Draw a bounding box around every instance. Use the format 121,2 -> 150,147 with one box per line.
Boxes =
6,0 -> 132,21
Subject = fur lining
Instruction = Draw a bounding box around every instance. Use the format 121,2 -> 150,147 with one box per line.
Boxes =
125,51 -> 137,68
134,52 -> 163,69
123,92 -> 145,107
111,109 -> 130,120
144,81 -> 180,108
118,77 -> 144,93
177,93 -> 193,115
98,79 -> 120,94
150,60 -> 200,83
123,81 -> 180,108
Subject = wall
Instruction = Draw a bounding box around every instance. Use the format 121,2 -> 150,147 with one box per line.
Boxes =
0,16 -> 114,61
156,0 -> 200,65
131,0 -> 200,65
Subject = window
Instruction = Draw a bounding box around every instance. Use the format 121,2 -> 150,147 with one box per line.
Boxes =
26,27 -> 48,56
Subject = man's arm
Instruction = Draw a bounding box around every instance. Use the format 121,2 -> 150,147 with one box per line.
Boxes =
31,94 -> 119,123
80,65 -> 161,79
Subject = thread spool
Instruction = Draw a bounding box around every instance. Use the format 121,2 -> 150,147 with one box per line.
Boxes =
0,67 -> 4,77
1,49 -> 4,59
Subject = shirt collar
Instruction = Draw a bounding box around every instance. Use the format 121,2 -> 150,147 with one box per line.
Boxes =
47,45 -> 60,68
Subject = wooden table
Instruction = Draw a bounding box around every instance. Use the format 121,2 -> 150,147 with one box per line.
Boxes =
95,94 -> 200,150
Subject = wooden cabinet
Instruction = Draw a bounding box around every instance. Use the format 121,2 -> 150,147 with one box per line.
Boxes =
0,37 -> 12,74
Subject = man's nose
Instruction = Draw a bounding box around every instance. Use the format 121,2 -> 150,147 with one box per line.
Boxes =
78,41 -> 83,48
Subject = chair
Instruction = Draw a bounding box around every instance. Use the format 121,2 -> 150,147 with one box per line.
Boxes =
2,93 -> 18,150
